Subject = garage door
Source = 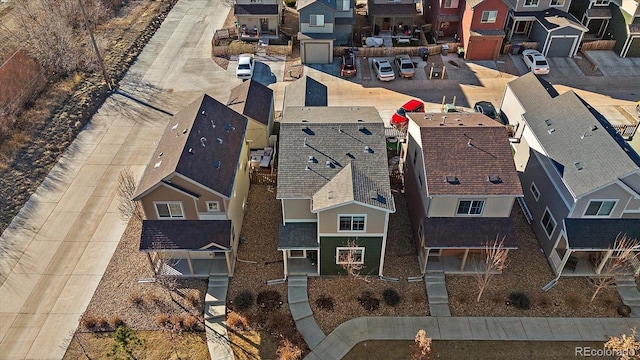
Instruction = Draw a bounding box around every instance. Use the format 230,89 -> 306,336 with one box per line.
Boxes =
303,42 -> 331,64
546,36 -> 577,57
467,38 -> 500,60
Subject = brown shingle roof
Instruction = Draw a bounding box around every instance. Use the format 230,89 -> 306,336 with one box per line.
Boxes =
227,80 -> 273,126
133,94 -> 248,200
407,112 -> 522,196
140,220 -> 232,251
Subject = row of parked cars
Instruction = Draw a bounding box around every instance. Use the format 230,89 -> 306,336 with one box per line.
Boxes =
390,99 -> 505,128
341,52 -> 419,81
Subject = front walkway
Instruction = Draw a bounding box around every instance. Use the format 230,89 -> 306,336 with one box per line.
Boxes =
304,316 -> 639,360
204,275 -> 233,359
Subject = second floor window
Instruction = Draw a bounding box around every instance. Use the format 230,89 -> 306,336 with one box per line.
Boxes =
310,14 -> 325,27
156,202 -> 184,219
250,0 -> 263,3
584,200 -> 615,216
550,0 -> 565,6
530,182 -> 540,201
341,0 -> 350,10
339,215 -> 365,231
444,0 -> 459,8
524,0 -> 539,6
206,201 -> 220,212
481,11 -> 498,23
594,0 -> 609,5
457,200 -> 484,215
541,209 -> 556,238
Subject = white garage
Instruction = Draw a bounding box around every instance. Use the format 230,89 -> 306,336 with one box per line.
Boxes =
300,40 -> 333,64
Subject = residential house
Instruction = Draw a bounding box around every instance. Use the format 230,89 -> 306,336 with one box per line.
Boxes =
402,112 -> 523,274
283,75 -> 328,108
234,0 -> 282,40
460,0 -> 512,59
276,106 -> 396,277
368,0 -> 422,35
227,79 -> 275,150
297,0 -> 355,63
500,73 -> 640,276
425,0 -> 464,41
503,0 -> 588,57
133,94 -> 251,277
569,0 -> 640,57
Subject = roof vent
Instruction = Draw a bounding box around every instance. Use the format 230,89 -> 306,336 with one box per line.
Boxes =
369,189 -> 378,199
358,125 -> 365,130
364,146 -> 372,153
346,152 -> 355,159
326,160 -> 334,168
591,125 -> 598,131
188,148 -> 193,154
327,191 -> 335,199
338,125 -> 344,133
171,123 -> 178,131
217,137 -> 223,144
154,161 -> 162,169
478,123 -> 484,126
183,128 -> 188,134
308,156 -> 316,163
305,166 -> 311,171
201,110 -> 207,116
357,119 -> 364,122
158,152 -> 163,158
214,160 -> 222,169
210,120 -> 216,129
225,124 -> 235,132
574,161 -> 584,170
545,119 -> 553,126
445,175 -> 459,184
304,137 -> 308,147
301,119 -> 308,122
547,128 -> 555,134
200,137 -> 207,147
467,139 -> 472,147
441,116 -> 446,125
488,174 -> 502,183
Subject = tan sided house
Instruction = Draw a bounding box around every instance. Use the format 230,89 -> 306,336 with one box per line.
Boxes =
402,112 -> 523,274
227,79 -> 275,150
133,94 -> 251,277
276,106 -> 396,277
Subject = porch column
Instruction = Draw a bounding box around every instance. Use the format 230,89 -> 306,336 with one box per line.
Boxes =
559,250 -> 573,275
596,250 -> 613,275
283,250 -> 288,279
460,249 -> 469,271
226,252 -> 233,275
422,248 -> 430,274
186,252 -> 194,275
509,16 -> 516,42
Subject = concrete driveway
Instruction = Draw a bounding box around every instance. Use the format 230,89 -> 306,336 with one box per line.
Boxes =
0,1 -> 234,358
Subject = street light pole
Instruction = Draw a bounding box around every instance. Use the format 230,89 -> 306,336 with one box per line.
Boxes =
77,0 -> 112,91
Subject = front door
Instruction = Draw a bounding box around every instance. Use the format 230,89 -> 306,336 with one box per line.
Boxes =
260,18 -> 269,33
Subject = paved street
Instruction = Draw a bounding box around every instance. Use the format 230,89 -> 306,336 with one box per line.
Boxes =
1,0 -> 639,357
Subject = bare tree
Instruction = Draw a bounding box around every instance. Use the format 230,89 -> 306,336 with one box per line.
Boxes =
604,327 -> 640,360
474,236 -> 509,303
589,234 -> 639,303
116,167 -> 143,223
338,239 -> 367,282
410,329 -> 433,360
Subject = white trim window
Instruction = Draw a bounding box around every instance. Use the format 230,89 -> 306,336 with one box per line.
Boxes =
550,0 -> 565,6
530,182 -> 540,201
310,14 -> 325,27
155,202 -> 184,219
584,200 -> 616,217
593,0 -> 609,5
206,201 -> 220,212
339,215 -> 366,231
341,0 -> 351,11
524,0 -> 539,6
481,11 -> 498,23
541,208 -> 556,238
444,0 -> 459,8
456,200 -> 485,215
336,247 -> 365,264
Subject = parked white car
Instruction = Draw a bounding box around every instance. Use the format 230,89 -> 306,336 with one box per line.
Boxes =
394,54 -> 415,78
236,54 -> 255,79
522,49 -> 550,75
372,58 -> 395,81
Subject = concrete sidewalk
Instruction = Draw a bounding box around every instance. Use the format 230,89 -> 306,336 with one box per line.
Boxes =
304,316 -> 640,360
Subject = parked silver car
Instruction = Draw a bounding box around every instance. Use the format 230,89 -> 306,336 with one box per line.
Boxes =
394,54 -> 415,79
371,58 -> 395,81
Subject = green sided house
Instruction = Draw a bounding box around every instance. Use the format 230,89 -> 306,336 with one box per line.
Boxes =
132,94 -> 251,277
276,106 -> 396,277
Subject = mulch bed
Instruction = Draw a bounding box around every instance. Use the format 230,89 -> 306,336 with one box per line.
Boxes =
573,52 -> 604,77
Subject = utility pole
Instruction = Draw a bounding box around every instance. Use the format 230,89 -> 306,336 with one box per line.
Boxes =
77,0 -> 112,91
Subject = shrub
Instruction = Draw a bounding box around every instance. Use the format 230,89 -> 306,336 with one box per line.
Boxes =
508,292 -> 531,310
284,0 -> 297,7
233,291 -> 254,311
227,311 -> 249,331
169,315 -> 182,328
602,294 -> 619,307
277,338 -> 303,360
315,295 -> 335,311
536,294 -> 552,308
617,304 -> 631,317
97,317 -> 109,329
144,291 -> 160,305
257,290 -> 283,312
80,314 -> 99,330
456,292 -> 468,305
358,291 -> 380,312
564,291 -> 585,308
182,315 -> 200,331
411,291 -> 424,304
155,314 -> 170,327
185,290 -> 200,307
382,288 -> 401,307
110,315 -> 125,328
128,292 -> 143,306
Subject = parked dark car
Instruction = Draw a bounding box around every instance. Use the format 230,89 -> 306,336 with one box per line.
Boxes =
474,101 -> 505,124
341,53 -> 357,77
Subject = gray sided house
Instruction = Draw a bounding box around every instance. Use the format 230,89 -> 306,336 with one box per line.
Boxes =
227,79 -> 275,150
133,94 -> 251,277
282,75 -> 329,109
504,0 -> 588,57
568,0 -> 614,40
403,113 -> 523,274
276,106 -> 395,277
500,73 -> 640,277
298,0 -> 355,63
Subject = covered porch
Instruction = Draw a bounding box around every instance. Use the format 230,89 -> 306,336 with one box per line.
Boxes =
505,12 -> 536,43
278,223 -> 320,277
418,217 -> 516,274
140,220 -> 235,277
234,4 -> 280,39
368,3 -> 421,35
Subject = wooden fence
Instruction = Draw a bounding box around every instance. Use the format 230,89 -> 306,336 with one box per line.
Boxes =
502,42 -> 540,55
612,123 -> 639,139
580,40 -> 616,51
250,171 -> 277,185
212,41 -> 293,57
334,43 -> 462,58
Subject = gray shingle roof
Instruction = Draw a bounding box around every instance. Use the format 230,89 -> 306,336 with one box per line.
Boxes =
277,106 -> 395,213
367,3 -> 419,15
565,218 -> 640,249
234,4 -> 279,15
228,79 -> 273,126
133,94 -> 248,199
422,217 -> 517,248
140,220 -> 232,251
283,76 -> 328,108
520,90 -> 640,198
278,223 -> 319,248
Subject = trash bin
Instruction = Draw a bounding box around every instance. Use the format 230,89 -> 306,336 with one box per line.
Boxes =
441,44 -> 449,56
511,45 -> 521,55
421,48 -> 429,61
